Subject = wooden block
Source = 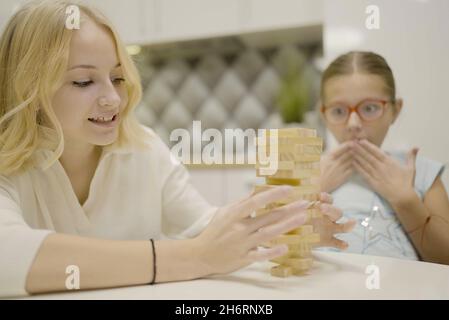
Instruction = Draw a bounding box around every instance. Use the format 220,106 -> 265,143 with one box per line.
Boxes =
253,184 -> 320,204
270,265 -> 293,278
254,184 -> 319,195
270,193 -> 320,206
257,141 -> 323,155
256,161 -> 321,171
288,241 -> 310,250
256,136 -> 323,147
307,208 -> 323,219
257,168 -> 320,179
292,269 -> 308,276
269,235 -> 304,245
274,143 -> 323,155
266,177 -> 317,186
277,153 -> 321,162
289,249 -> 312,259
269,234 -> 319,247
271,257 -> 313,271
265,202 -> 285,210
269,128 -> 317,138
286,258 -> 313,270
288,242 -> 312,256
303,233 -> 320,244
266,177 -> 301,186
256,206 -> 322,219
270,245 -> 311,262
256,161 -> 295,170
255,208 -> 270,216
270,255 -> 289,264
288,225 -> 314,235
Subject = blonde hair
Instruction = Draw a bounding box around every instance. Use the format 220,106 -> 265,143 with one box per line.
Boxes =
320,51 -> 396,102
0,0 -> 148,176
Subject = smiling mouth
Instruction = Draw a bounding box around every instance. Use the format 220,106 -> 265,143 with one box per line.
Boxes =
88,114 -> 118,123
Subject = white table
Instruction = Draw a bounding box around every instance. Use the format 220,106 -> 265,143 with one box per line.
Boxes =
21,251 -> 449,299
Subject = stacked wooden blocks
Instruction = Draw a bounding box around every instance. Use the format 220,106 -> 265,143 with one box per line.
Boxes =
255,128 -> 323,277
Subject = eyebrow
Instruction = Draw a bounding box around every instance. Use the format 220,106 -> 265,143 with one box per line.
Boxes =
68,62 -> 121,70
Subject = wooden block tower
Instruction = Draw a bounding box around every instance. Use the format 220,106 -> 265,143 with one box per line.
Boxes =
255,128 -> 323,277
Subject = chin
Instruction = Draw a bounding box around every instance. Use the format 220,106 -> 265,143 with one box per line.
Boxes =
90,133 -> 118,146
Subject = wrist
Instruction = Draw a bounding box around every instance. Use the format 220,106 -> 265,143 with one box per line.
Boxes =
389,188 -> 420,211
154,238 -> 206,283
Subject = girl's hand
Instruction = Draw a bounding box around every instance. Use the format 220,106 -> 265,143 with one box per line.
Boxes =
192,186 -> 310,276
320,141 -> 354,193
352,139 -> 418,207
312,193 -> 356,249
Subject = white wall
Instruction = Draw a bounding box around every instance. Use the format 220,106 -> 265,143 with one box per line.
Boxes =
323,0 -> 449,190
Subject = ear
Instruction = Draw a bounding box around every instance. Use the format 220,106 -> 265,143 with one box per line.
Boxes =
391,98 -> 403,124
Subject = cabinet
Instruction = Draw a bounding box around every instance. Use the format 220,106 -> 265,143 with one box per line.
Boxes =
86,0 -> 323,45
1,1 -> 323,45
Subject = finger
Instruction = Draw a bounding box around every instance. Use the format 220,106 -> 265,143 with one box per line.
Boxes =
336,149 -> 354,166
319,192 -> 333,204
353,141 -> 379,168
359,139 -> 386,162
341,167 -> 354,180
335,219 -> 357,233
320,203 -> 343,222
331,141 -> 353,160
330,237 -> 349,250
247,200 -> 310,233
352,158 -> 373,181
407,147 -> 419,170
236,186 -> 294,220
247,245 -> 288,262
250,213 -> 307,246
352,153 -> 375,176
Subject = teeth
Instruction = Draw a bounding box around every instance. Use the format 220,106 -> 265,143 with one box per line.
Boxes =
89,115 -> 114,122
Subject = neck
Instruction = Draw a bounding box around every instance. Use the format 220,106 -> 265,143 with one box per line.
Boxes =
59,142 -> 102,175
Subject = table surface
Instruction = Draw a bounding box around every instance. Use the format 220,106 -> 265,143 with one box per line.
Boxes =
20,251 -> 449,300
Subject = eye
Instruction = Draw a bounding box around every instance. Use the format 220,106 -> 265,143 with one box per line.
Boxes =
329,106 -> 347,116
72,80 -> 93,87
362,103 -> 380,113
112,77 -> 125,85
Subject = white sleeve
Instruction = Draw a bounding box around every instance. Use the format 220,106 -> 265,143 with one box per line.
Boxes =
154,138 -> 218,239
0,176 -> 53,297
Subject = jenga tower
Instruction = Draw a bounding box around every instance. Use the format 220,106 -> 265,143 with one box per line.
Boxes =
254,128 -> 323,277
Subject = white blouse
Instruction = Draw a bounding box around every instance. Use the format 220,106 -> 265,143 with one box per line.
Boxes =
0,126 -> 217,297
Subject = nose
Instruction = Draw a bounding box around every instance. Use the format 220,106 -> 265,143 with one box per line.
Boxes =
98,81 -> 121,109
346,110 -> 362,133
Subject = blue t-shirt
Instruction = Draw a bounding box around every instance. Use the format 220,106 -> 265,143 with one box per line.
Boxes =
319,152 -> 445,260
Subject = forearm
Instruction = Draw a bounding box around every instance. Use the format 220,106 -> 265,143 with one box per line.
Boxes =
392,194 -> 449,264
25,233 -> 205,294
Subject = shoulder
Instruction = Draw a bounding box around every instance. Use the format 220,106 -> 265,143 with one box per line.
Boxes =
107,125 -> 180,173
389,150 -> 445,197
0,174 -> 21,206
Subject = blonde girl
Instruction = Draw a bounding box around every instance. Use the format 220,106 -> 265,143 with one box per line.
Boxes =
0,0 -> 350,297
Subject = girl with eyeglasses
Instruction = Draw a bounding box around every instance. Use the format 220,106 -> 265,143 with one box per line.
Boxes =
319,51 -> 449,264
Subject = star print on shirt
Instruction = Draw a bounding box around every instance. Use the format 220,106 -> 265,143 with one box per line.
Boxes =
361,205 -> 406,255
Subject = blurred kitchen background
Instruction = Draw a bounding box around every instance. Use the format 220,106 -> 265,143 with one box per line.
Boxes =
1,0 -> 448,205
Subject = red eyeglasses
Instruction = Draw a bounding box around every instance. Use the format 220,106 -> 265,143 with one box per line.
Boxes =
321,98 -> 393,125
